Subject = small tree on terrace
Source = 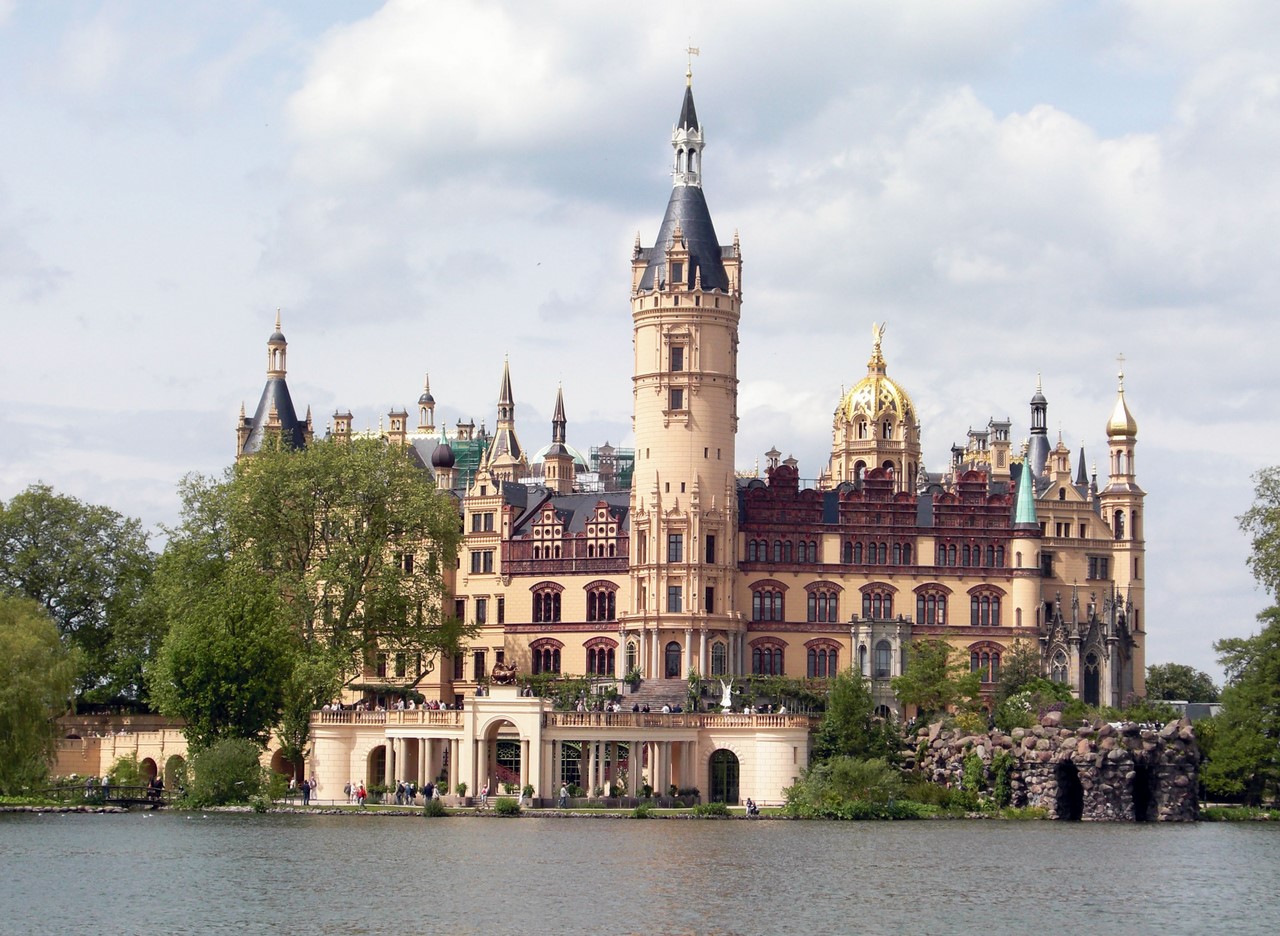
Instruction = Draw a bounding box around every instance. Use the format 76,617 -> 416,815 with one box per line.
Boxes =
891,639 -> 982,722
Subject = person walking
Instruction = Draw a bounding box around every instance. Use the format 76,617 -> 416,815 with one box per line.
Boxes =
559,784 -> 569,809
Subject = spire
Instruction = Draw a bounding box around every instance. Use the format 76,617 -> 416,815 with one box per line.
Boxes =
497,356 -> 514,422
1076,447 -> 1088,486
1106,362 -> 1139,438
551,384 -> 567,444
1013,460 -> 1038,527
1028,373 -> 1050,480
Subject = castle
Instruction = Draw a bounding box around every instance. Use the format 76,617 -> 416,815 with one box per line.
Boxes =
234,73 -> 1146,804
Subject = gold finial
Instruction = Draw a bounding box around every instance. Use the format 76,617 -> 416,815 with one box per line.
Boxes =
1116,352 -> 1126,390
872,321 -> 886,352
686,43 -> 699,85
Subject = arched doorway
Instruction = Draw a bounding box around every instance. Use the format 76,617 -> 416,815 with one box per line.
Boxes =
140,757 -> 158,784
665,641 -> 682,678
164,755 -> 186,790
1083,654 -> 1100,706
270,749 -> 302,781
481,719 -> 522,795
367,745 -> 387,787
1055,760 -> 1084,821
709,749 -> 739,805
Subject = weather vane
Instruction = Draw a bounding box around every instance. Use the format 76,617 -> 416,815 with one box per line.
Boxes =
687,43 -> 700,82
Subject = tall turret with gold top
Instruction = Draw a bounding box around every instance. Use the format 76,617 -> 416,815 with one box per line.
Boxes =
828,324 -> 921,494
1098,362 -> 1146,695
625,67 -> 744,678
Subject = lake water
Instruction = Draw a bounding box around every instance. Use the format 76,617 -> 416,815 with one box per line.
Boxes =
2,812 -> 1278,935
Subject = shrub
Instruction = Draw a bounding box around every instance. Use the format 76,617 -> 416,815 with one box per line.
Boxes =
521,784 -> 534,799
954,712 -> 987,735
109,754 -> 143,786
249,794 -> 272,813
692,801 -> 729,817
454,782 -> 467,797
267,771 -> 289,801
185,738 -> 266,806
784,756 -> 908,818
493,796 -> 521,816
422,797 -> 448,817
991,751 -> 1015,807
631,803 -> 653,819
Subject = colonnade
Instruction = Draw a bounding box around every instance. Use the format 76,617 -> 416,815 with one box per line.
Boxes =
541,737 -> 697,797
631,625 -> 748,678
380,735 -> 460,792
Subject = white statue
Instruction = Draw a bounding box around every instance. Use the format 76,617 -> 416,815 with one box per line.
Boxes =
718,679 -> 734,709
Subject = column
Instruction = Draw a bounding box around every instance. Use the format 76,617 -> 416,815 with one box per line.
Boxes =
638,628 -> 648,678
700,629 -> 708,675
684,627 -> 694,676
520,738 -> 530,792
448,738 -> 459,792
586,740 -> 597,795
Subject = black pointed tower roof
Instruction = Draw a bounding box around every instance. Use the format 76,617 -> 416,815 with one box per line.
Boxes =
636,74 -> 729,293
241,313 -> 308,455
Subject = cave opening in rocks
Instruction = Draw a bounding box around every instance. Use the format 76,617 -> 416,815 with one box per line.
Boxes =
1132,762 -> 1155,821
1055,760 -> 1084,820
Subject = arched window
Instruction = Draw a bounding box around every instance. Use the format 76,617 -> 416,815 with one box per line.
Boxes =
916,588 -> 948,625
626,641 -> 638,675
807,642 -> 839,678
853,542 -> 864,564
530,639 -> 563,675
1114,510 -> 1126,540
533,586 -> 562,623
586,639 -> 617,676
968,588 -> 1003,626
750,641 -> 785,676
969,643 -> 1002,683
751,583 -> 786,622
903,543 -> 913,564
1051,651 -> 1068,683
586,583 -> 617,622
843,541 -> 854,564
874,640 -> 893,679
962,545 -> 971,567
994,546 -> 1004,567
711,642 -> 727,676
861,587 -> 893,620
807,586 -> 839,623
948,545 -> 957,565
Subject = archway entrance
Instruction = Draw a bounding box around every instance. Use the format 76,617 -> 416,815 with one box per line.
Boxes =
709,749 -> 739,805
367,745 -> 387,787
140,758 -> 158,784
1083,654 -> 1100,706
1133,762 -> 1155,822
1055,760 -> 1084,820
665,641 -> 682,678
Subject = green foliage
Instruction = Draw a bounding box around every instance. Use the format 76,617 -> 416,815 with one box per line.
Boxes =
266,771 -> 289,800
184,738 -> 267,806
149,558 -> 297,747
1239,466 -> 1280,599
1203,605 -> 1280,804
492,796 -> 521,816
993,678 -> 1074,732
994,639 -> 1043,703
812,669 -> 902,765
422,797 -> 448,817
631,803 -> 652,818
152,436 -> 465,753
892,639 -> 982,720
0,597 -> 79,795
691,801 -> 729,817
953,711 -> 987,735
991,750 -> 1015,808
1200,805 -> 1280,822
108,753 -> 142,786
784,756 -> 906,819
0,484 -> 159,706
454,782 -> 467,796
961,752 -> 984,795
1145,663 -> 1219,702
999,806 -> 1047,820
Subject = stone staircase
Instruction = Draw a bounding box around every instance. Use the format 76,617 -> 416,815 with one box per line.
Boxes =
622,679 -> 692,711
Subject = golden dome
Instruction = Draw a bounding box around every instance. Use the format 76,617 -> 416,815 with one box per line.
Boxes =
834,324 -> 917,427
1106,370 -> 1138,438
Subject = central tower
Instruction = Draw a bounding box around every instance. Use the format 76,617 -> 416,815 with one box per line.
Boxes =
625,71 -> 744,679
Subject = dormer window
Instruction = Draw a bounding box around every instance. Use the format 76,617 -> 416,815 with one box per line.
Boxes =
671,261 -> 683,285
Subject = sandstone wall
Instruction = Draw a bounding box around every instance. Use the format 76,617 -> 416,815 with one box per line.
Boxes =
910,712 -> 1199,822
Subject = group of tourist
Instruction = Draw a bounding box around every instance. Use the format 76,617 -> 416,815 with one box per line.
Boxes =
287,776 -> 316,805
321,698 -> 458,713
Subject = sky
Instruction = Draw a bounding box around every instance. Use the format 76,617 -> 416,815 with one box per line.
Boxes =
2,0 -> 1278,682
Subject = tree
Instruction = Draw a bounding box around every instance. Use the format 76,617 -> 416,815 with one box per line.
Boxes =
149,558 -> 297,747
0,484 -> 159,706
1202,607 -> 1280,804
0,597 -> 79,794
1239,466 -> 1280,599
812,669 -> 901,764
891,639 -> 982,721
994,638 -> 1043,703
151,434 -> 463,750
1145,663 -> 1219,702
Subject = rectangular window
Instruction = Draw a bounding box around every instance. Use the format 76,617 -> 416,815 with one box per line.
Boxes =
452,654 -> 464,681
473,651 -> 487,681
395,652 -> 407,678
668,533 -> 684,563
667,585 -> 683,613
1087,556 -> 1111,580
471,513 -> 482,533
497,596 -> 505,624
705,534 -> 716,564
476,598 -> 488,625
484,512 -> 494,531
670,388 -> 684,410
671,346 -> 685,372
376,652 -> 387,678
454,598 -> 466,621
1040,551 -> 1054,578
470,550 -> 494,574
705,586 -> 714,613
671,261 -> 683,285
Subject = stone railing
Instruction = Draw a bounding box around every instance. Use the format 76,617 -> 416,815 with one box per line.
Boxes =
544,712 -> 815,730
313,710 -> 463,727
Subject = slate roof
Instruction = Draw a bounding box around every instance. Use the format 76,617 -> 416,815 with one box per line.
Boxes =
241,377 -> 307,454
635,185 -> 730,293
